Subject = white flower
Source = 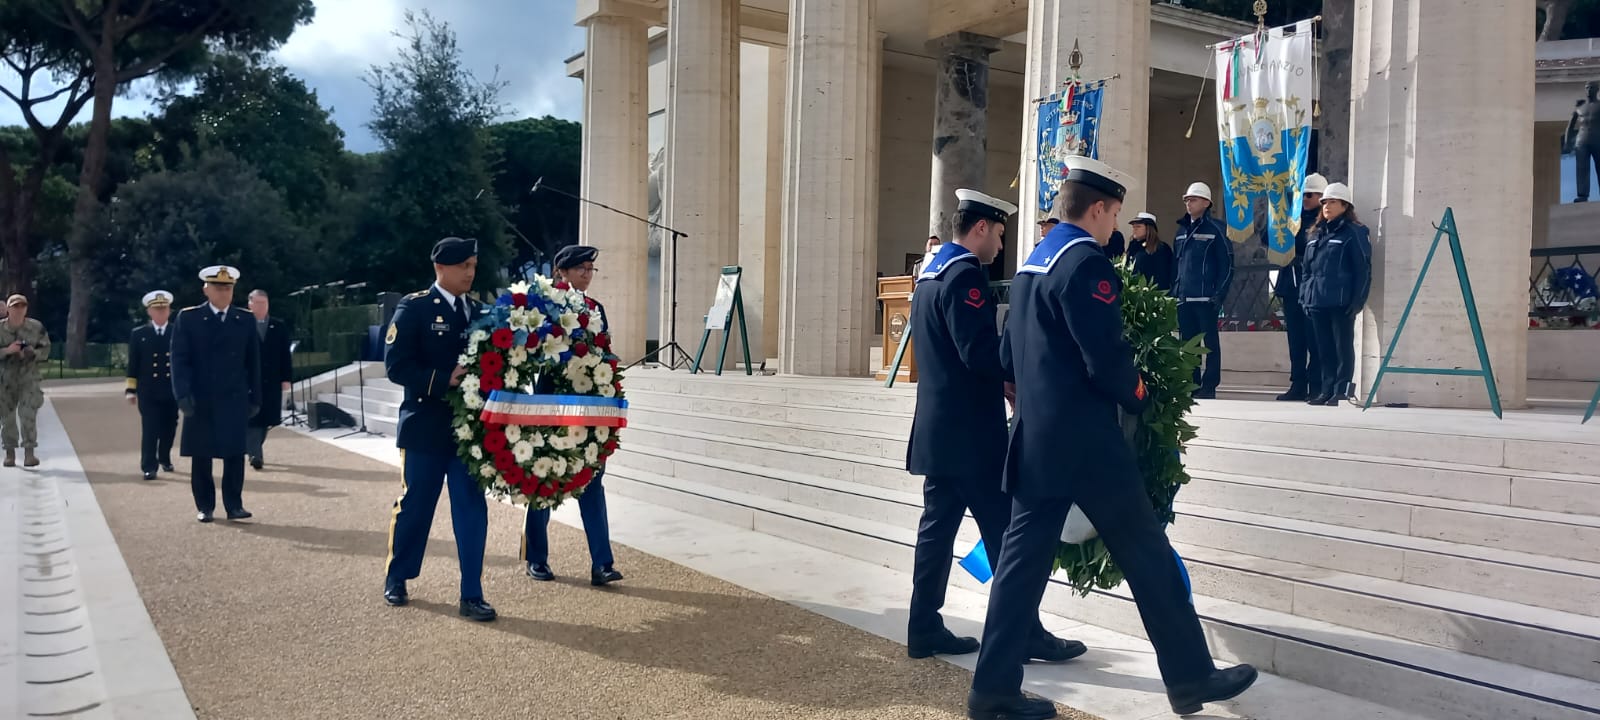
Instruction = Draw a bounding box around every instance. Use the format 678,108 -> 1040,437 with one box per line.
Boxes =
526,308 -> 546,330
509,280 -> 531,295
470,329 -> 490,345
527,431 -> 545,448
585,443 -> 600,464
572,375 -> 595,394
532,456 -> 553,479
508,347 -> 528,367
461,374 -> 480,395
512,440 -> 534,463
593,364 -> 614,385
536,276 -> 555,293
541,333 -> 568,360
586,352 -> 604,368
464,392 -> 484,410
457,352 -> 474,366
595,426 -> 610,443
559,312 -> 581,333
504,368 -> 520,388
590,313 -> 605,334
505,425 -> 522,443
598,384 -> 615,398
478,464 -> 496,478
469,445 -> 484,460
551,456 -> 568,477
455,424 -> 474,441
509,494 -> 529,506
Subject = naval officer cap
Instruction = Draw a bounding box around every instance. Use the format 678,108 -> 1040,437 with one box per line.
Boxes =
955,189 -> 1019,226
142,290 -> 173,308
431,236 -> 479,266
1064,155 -> 1132,202
552,244 -> 599,270
199,265 -> 240,285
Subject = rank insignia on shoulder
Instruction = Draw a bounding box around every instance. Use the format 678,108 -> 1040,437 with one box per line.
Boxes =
385,323 -> 398,345
963,287 -> 986,309
1092,279 -> 1118,305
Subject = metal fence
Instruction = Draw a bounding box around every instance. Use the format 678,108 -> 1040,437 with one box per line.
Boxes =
1530,244 -> 1600,326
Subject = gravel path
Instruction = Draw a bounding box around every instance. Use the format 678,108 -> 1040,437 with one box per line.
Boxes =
52,384 -> 1096,720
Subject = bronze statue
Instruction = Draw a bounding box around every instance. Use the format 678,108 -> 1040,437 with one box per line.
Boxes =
1564,81 -> 1600,202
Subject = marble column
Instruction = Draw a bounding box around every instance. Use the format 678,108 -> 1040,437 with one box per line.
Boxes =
577,2 -> 651,364
778,0 -> 882,377
1350,0 -> 1534,408
1016,0 -> 1150,265
662,0 -> 740,367
928,33 -> 1003,240
739,44 -> 787,366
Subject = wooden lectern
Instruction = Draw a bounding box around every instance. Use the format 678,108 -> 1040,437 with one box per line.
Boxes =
875,275 -> 916,383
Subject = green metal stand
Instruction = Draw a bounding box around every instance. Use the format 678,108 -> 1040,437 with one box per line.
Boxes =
691,266 -> 753,376
884,323 -> 913,388
1583,381 -> 1600,424
1363,208 -> 1502,418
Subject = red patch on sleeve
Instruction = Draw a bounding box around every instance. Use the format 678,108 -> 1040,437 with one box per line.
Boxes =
963,287 -> 986,309
1091,278 -> 1118,305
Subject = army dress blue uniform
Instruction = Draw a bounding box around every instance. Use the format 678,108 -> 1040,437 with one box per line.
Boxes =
970,160 -> 1253,719
382,237 -> 494,621
170,267 -> 262,521
126,291 -> 178,479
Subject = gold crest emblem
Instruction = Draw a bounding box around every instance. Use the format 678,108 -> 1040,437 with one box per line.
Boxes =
385,323 -> 398,345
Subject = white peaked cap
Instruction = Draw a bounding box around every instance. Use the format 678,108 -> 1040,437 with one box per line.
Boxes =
1132,212 -> 1158,225
1321,182 -> 1353,204
954,188 -> 1020,222
1183,182 -> 1213,202
1064,155 -> 1132,201
142,290 -> 173,307
1302,173 -> 1329,195
199,265 -> 241,284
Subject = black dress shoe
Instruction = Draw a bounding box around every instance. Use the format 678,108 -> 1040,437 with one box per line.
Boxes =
526,564 -> 555,581
384,582 -> 408,607
907,630 -> 980,659
161,463 -> 174,472
966,690 -> 1056,720
459,598 -> 497,622
1027,635 -> 1088,663
1167,664 -> 1259,715
226,509 -> 253,520
196,511 -> 213,523
1193,389 -> 1217,400
251,457 -> 264,470
1307,394 -> 1331,405
1275,387 -> 1307,401
591,566 -> 623,586
142,471 -> 156,480
1324,395 -> 1343,406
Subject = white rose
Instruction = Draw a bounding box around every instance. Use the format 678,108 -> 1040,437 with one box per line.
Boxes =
512,440 -> 534,463
504,425 -> 522,443
593,364 -> 614,385
551,456 -> 568,477
599,384 -> 615,398
455,424 -> 474,441
559,312 -> 580,333
478,464 -> 496,478
469,445 -> 484,460
532,456 -> 553,479
585,443 -> 599,464
595,426 -> 610,442
464,392 -> 484,410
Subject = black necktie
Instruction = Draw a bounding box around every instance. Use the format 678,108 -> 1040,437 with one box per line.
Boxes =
455,297 -> 467,323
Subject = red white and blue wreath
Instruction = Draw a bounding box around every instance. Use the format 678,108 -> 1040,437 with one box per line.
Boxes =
448,277 -> 626,510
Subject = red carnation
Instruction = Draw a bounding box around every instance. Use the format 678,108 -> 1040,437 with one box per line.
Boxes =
536,482 -> 557,498
520,477 -> 539,495
572,467 -> 594,487
549,324 -> 565,338
479,352 -> 504,374
554,281 -> 570,291
491,328 -> 515,349
505,466 -> 526,486
480,374 -> 504,392
577,313 -> 591,329
612,380 -> 622,392
595,333 -> 611,350
602,439 -> 619,455
572,341 -> 589,358
483,430 -> 508,453
512,293 -> 528,308
493,451 -> 516,472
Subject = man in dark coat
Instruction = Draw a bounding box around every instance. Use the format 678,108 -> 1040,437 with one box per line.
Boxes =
171,265 -> 261,523
382,236 -> 496,622
126,290 -> 179,480
966,157 -> 1256,720
1172,182 -> 1234,399
1272,174 -> 1325,401
906,188 -> 1084,665
245,288 -> 294,469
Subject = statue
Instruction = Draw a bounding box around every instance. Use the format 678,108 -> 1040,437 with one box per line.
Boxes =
1563,81 -> 1600,202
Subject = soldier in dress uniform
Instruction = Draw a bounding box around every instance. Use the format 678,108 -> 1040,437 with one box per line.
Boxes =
0,294 -> 49,467
170,266 -> 261,523
905,189 -> 1084,665
382,236 -> 496,622
126,290 -> 178,480
966,158 -> 1257,720
523,244 -> 624,587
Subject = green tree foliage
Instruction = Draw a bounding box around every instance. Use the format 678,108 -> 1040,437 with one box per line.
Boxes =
357,10 -> 508,295
486,116 -> 582,272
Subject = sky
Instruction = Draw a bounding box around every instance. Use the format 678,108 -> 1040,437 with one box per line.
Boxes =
0,0 -> 586,154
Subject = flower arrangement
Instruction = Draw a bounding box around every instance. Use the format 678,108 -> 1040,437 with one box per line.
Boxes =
448,276 -> 625,510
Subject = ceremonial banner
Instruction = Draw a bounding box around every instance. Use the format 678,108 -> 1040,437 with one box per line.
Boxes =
1036,82 -> 1105,215
1214,20 -> 1315,265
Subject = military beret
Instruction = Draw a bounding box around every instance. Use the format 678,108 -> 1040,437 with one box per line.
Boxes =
431,237 -> 479,266
553,244 -> 599,270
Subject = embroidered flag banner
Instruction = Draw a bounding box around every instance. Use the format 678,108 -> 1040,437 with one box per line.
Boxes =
1214,20 -> 1315,265
1036,81 -> 1105,215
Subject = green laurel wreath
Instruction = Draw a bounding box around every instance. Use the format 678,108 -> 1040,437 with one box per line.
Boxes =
1053,262 -> 1206,596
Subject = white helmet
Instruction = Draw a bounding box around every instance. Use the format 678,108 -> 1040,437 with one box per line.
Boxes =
1302,173 -> 1329,195
1321,182 -> 1353,205
1183,182 -> 1213,202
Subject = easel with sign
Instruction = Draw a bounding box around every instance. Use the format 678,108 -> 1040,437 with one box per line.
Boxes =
692,266 -> 753,376
1363,208 -> 1503,418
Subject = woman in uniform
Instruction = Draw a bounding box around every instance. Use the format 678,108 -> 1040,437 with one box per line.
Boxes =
1298,182 -> 1373,406
1126,212 -> 1174,293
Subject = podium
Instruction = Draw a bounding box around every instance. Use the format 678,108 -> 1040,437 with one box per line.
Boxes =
875,275 -> 916,383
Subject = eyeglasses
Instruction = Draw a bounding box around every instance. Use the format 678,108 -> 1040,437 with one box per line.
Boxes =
571,266 -> 598,276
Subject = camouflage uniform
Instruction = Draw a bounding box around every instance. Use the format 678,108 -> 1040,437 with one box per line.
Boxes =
0,318 -> 49,450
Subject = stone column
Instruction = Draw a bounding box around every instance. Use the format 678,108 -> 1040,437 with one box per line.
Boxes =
778,0 -> 882,377
1350,0 -> 1534,408
739,44 -> 787,366
577,2 -> 651,364
662,0 -> 740,367
928,33 -> 1003,240
1532,122 -> 1564,250
1016,0 -> 1150,266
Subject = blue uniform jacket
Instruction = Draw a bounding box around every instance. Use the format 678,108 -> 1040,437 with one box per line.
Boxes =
1273,209 -> 1321,301
171,305 -> 261,458
1001,223 -> 1147,499
385,286 -> 479,455
126,324 -> 174,404
1171,213 -> 1234,304
1298,216 -> 1373,313
906,242 -> 1007,480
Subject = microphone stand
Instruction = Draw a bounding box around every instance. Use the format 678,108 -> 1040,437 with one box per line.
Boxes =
531,178 -> 691,370
335,340 -> 384,439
